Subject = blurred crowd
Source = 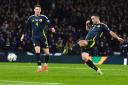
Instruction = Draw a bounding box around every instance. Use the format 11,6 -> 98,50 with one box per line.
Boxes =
0,0 -> 128,55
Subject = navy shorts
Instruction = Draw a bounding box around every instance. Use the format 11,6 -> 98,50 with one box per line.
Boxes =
32,37 -> 49,48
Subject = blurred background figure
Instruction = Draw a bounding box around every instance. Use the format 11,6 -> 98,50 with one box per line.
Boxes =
120,34 -> 128,65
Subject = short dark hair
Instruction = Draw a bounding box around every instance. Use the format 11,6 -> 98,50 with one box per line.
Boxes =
34,4 -> 42,9
91,14 -> 100,18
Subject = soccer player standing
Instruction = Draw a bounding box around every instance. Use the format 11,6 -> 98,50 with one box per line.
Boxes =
21,5 -> 55,72
64,14 -> 124,75
120,34 -> 128,65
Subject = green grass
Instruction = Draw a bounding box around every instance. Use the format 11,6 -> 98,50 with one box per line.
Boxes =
0,62 -> 128,85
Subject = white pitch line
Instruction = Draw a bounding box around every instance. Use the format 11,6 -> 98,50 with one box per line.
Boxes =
0,80 -> 64,85
50,67 -> 126,71
11,66 -> 128,71
0,64 -> 127,71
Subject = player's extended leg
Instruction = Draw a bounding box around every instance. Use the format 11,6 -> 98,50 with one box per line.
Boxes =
34,46 -> 42,72
63,40 -> 88,54
42,48 -> 50,71
72,40 -> 88,52
81,52 -> 103,75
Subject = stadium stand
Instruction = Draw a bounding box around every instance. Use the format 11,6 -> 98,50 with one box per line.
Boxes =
0,0 -> 128,55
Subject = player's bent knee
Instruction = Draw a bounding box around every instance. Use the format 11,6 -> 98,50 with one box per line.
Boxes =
78,40 -> 88,47
81,52 -> 90,61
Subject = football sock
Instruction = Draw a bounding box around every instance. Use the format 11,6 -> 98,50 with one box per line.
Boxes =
44,55 -> 49,64
36,53 -> 41,66
38,66 -> 42,69
86,60 -> 98,71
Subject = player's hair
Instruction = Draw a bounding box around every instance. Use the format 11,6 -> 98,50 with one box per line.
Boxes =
34,4 -> 42,9
91,14 -> 100,18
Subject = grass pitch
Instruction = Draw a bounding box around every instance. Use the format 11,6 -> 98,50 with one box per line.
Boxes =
0,63 -> 127,85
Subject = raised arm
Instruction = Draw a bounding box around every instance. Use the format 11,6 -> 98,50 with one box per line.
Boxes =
86,20 -> 91,31
109,31 -> 124,43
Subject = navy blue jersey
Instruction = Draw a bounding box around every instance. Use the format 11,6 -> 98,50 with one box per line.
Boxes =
24,14 -> 52,39
85,23 -> 110,41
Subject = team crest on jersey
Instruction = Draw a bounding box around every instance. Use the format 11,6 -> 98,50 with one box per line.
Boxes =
39,19 -> 42,22
32,19 -> 34,22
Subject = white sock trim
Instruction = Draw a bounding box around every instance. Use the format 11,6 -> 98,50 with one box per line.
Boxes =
44,63 -> 48,66
38,66 -> 42,69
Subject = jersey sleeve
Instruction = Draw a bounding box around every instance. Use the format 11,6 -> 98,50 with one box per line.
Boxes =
43,15 -> 53,28
102,24 -> 110,33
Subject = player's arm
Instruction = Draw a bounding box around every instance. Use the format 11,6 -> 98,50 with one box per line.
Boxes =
103,24 -> 124,43
86,20 -> 91,31
21,18 -> 31,41
44,15 -> 55,33
109,31 -> 124,43
50,27 -> 55,33
46,20 -> 55,33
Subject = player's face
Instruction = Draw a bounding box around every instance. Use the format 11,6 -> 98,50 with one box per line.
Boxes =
34,7 -> 41,15
91,16 -> 99,24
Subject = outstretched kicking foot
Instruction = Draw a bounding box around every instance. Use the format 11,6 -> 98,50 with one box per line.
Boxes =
97,68 -> 103,75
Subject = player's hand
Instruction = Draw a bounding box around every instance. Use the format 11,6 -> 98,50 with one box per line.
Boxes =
118,37 -> 124,43
86,20 -> 90,24
51,27 -> 56,33
20,34 -> 24,42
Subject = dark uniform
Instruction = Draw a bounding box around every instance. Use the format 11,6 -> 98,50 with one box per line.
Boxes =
120,42 -> 128,58
85,23 -> 110,49
84,23 -> 110,55
24,15 -> 53,48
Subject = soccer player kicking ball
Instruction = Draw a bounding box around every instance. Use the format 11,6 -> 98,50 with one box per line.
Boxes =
21,5 -> 55,72
64,14 -> 124,75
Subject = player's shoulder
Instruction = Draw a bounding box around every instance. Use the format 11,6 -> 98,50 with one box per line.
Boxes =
40,14 -> 49,19
28,15 -> 35,20
100,23 -> 107,25
100,23 -> 108,27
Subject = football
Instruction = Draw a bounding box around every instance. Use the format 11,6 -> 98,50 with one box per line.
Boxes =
7,53 -> 17,62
